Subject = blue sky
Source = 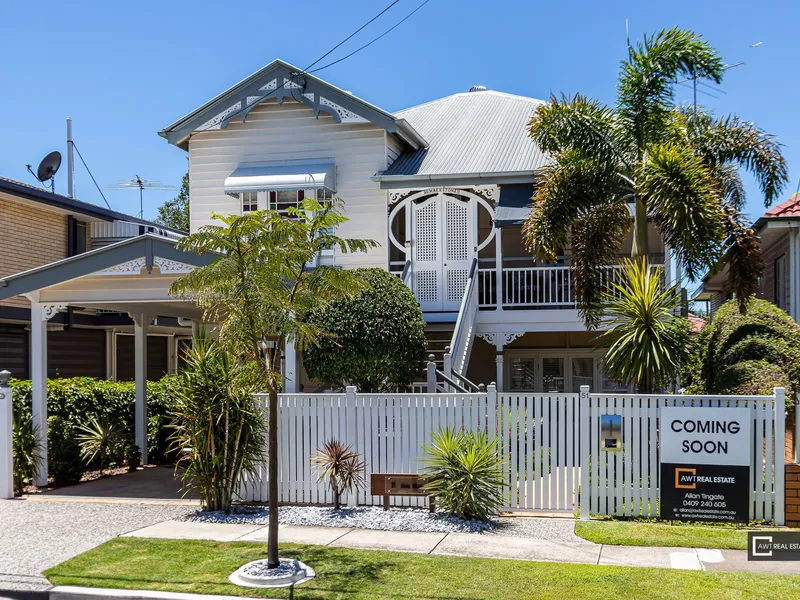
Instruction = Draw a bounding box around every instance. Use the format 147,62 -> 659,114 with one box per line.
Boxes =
1,0 -> 797,223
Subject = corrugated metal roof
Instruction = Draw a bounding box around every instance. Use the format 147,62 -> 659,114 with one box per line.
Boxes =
383,90 -> 550,178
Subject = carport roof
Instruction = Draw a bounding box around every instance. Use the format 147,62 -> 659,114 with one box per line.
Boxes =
0,234 -> 216,301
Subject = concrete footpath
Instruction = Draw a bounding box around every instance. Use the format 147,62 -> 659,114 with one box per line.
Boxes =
125,519 -> 800,575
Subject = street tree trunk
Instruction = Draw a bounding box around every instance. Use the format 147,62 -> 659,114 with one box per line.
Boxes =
267,377 -> 279,568
630,196 -> 649,262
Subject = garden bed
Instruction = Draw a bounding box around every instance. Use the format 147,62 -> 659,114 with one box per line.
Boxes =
186,505 -> 584,541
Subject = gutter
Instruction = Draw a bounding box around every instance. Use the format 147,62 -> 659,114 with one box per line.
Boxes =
372,170 -> 538,189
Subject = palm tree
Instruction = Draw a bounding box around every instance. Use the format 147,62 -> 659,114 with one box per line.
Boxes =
170,196 -> 377,569
524,27 -> 787,327
600,260 -> 690,393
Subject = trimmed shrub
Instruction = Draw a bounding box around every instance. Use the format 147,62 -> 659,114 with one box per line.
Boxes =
10,376 -> 179,481
47,416 -> 84,485
683,298 -> 800,408
303,268 -> 427,392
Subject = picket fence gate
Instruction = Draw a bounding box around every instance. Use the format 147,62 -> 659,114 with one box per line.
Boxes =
244,386 -> 786,524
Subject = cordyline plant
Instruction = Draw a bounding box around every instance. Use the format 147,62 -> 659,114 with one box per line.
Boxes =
600,259 -> 691,393
524,27 -> 787,328
312,439 -> 367,510
170,196 -> 377,569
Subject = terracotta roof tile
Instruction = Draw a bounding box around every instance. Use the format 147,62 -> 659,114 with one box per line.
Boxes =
763,193 -> 800,218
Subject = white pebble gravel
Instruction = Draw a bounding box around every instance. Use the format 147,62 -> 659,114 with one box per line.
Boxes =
188,505 -> 496,533
241,558 -> 298,579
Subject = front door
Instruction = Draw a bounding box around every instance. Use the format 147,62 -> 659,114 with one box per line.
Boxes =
412,193 -> 474,312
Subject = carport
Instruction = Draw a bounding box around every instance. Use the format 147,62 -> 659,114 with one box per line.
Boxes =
0,234 -> 215,485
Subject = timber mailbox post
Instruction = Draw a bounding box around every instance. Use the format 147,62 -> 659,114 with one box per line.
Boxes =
370,473 -> 436,512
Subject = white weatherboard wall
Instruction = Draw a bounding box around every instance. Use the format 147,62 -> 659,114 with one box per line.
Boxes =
188,98 -> 391,269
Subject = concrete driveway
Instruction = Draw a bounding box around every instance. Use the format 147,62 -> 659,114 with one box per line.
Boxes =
0,498 -> 191,592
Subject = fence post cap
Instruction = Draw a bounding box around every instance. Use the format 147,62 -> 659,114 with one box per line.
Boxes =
0,370 -> 10,386
580,385 -> 590,391
444,346 -> 451,353
428,354 -> 435,362
345,385 -> 357,392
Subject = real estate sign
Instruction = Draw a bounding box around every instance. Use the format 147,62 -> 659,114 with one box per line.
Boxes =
659,407 -> 751,523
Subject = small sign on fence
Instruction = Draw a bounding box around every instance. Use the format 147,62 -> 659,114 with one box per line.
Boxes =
659,407 -> 751,523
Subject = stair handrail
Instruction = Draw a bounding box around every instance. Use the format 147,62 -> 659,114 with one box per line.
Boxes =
401,258 -> 412,288
449,257 -> 479,375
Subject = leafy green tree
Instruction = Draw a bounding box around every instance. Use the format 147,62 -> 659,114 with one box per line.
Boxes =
170,196 -> 376,568
600,260 -> 691,393
683,298 -> 800,407
303,268 -> 427,392
524,27 -> 787,327
156,171 -> 190,232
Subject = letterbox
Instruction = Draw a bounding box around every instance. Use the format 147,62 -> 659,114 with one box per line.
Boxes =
600,414 -> 622,451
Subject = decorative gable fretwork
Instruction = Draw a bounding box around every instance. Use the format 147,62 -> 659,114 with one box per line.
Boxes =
91,256 -> 195,277
194,74 -> 369,133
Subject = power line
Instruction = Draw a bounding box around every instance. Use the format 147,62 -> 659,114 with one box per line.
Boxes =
195,0 -> 416,133
303,0 -> 402,72
71,142 -> 111,209
310,0 -> 433,73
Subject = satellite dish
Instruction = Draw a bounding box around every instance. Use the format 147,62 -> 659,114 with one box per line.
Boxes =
37,151 -> 62,183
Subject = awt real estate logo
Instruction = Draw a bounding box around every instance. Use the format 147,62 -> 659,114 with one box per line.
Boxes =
748,533 -> 800,561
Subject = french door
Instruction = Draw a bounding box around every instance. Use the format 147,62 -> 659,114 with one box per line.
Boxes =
412,193 -> 474,312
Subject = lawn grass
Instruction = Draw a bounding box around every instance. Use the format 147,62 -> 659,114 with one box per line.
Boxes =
575,520 -> 797,550
45,537 -> 800,600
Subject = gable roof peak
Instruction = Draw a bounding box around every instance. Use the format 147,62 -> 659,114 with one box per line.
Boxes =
159,59 -> 426,150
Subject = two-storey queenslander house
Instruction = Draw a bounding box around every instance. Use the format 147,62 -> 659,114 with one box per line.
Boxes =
0,60 -> 682,474
157,59 -> 672,394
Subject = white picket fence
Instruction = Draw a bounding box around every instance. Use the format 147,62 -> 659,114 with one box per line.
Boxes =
581,390 -> 786,523
244,387 -> 787,524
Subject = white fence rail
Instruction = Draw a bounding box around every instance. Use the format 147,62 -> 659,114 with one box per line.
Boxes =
582,391 -> 786,523
244,387 -> 786,524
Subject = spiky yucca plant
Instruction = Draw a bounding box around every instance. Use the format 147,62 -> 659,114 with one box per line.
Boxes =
423,428 -> 506,522
600,259 -> 691,393
76,416 -> 126,473
311,439 -> 366,510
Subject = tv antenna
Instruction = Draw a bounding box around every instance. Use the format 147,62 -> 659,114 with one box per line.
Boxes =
26,151 -> 62,193
104,175 -> 176,219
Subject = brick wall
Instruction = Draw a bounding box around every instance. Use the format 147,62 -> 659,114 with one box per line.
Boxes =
0,197 -> 68,309
786,463 -> 800,528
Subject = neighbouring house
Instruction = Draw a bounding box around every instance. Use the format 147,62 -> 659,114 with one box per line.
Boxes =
697,193 -> 800,322
0,176 -> 192,381
0,59 -> 683,475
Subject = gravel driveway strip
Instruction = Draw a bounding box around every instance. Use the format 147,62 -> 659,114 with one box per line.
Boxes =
0,499 -> 191,592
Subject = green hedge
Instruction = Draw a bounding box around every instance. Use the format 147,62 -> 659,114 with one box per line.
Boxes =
683,299 -> 800,408
10,377 -> 179,479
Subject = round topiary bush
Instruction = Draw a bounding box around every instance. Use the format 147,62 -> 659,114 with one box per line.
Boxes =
303,268 -> 427,392
683,298 -> 800,408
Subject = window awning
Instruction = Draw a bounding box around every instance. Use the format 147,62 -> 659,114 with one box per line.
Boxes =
223,161 -> 336,195
495,184 -> 533,227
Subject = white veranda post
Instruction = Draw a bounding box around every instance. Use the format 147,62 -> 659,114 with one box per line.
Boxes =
30,302 -> 63,486
132,313 -> 152,465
